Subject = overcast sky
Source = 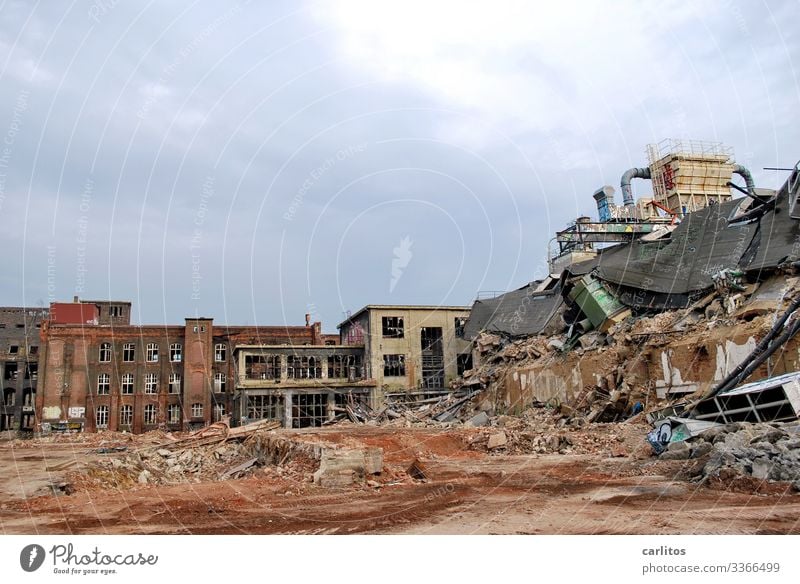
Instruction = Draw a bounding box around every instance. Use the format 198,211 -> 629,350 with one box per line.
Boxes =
0,1 -> 797,330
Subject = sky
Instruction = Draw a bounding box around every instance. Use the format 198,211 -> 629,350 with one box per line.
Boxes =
0,0 -> 798,331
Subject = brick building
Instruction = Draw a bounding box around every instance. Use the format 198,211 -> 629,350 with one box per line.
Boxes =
36,299 -> 327,434
1,307 -> 48,431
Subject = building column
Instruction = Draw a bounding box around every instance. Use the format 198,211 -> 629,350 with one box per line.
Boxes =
284,390 -> 293,428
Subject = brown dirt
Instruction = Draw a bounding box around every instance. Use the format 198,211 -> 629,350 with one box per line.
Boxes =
1,426 -> 799,535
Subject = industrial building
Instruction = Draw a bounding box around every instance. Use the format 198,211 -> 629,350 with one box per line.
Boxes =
0,307 -> 47,431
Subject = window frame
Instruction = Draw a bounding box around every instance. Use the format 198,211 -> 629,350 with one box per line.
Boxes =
96,373 -> 111,395
381,316 -> 405,338
169,343 -> 182,362
98,342 -> 112,362
146,343 -> 159,362
144,372 -> 158,394
121,373 -> 134,395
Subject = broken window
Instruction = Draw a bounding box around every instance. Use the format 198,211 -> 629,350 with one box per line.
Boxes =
245,354 -> 281,379
383,354 -> 406,377
3,388 -> 15,406
119,405 -> 133,427
96,405 -> 109,429
214,372 -> 226,392
454,317 -> 467,339
22,388 -> 34,407
122,343 -> 135,362
143,404 -> 157,425
28,345 -> 38,355
291,393 -> 327,428
169,373 -> 181,394
457,353 -> 474,376
25,362 -> 37,380
287,355 -> 322,379
4,363 -> 18,380
169,343 -> 182,362
327,354 -> 363,379
246,395 -> 283,421
8,344 -> 18,354
96,373 -> 110,395
121,373 -> 134,394
146,343 -> 159,362
144,373 -> 158,394
214,343 -> 226,362
382,316 -> 404,338
212,403 -> 226,422
98,342 -> 112,362
191,403 -> 203,418
167,404 -> 181,424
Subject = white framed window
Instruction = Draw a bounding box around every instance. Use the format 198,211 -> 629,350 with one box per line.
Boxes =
96,405 -> 109,428
169,343 -> 182,362
191,403 -> 203,418
121,373 -> 134,394
169,373 -> 181,394
144,373 -> 158,394
143,404 -> 157,425
119,405 -> 133,427
214,343 -> 226,362
122,343 -> 135,362
96,373 -> 110,395
213,403 -> 226,422
98,342 -> 112,362
146,343 -> 159,362
109,305 -> 124,317
214,372 -> 226,393
167,403 -> 181,424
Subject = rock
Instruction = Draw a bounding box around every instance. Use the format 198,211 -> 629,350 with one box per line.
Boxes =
660,441 -> 690,460
793,480 -> 800,492
137,470 -> 151,484
752,459 -> 772,480
156,449 -> 172,457
487,432 -> 508,449
366,480 -> 381,488
690,442 -> 713,458
465,412 -> 490,427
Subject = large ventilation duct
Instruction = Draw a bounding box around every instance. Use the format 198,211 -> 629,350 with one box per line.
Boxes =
593,186 -> 615,222
732,164 -> 756,198
620,167 -> 651,207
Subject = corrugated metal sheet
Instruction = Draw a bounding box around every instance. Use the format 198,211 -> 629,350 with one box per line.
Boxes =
463,283 -> 563,339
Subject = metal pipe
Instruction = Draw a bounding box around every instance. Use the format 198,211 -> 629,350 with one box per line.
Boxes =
732,164 -> 757,198
620,167 -> 651,207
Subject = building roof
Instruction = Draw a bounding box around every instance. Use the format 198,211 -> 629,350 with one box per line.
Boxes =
337,304 -> 471,329
463,283 -> 563,339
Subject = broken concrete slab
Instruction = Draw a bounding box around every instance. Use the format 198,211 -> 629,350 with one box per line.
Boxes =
487,432 -> 508,449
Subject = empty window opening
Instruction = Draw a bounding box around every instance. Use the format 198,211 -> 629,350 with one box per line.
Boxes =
3,388 -> 15,407
245,354 -> 281,379
167,404 -> 182,424
22,388 -> 34,407
96,405 -> 109,429
169,343 -> 182,362
457,353 -> 474,376
25,362 -> 38,380
4,363 -> 18,381
214,343 -> 226,362
98,342 -> 112,362
121,373 -> 134,394
169,373 -> 181,394
108,305 -> 124,318
146,343 -> 159,362
119,405 -> 133,427
454,317 -> 467,339
382,316 -> 404,338
8,344 -> 19,355
144,373 -> 158,394
214,372 -> 226,392
213,403 -> 226,422
123,343 -> 135,362
383,354 -> 406,377
287,355 -> 322,379
97,373 -> 110,395
421,327 -> 444,389
28,345 -> 38,355
246,395 -> 283,421
327,354 -> 363,380
191,403 -> 204,418
292,393 -> 327,428
143,404 -> 157,425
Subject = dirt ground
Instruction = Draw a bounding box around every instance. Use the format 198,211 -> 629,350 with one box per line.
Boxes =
2,425 -> 799,535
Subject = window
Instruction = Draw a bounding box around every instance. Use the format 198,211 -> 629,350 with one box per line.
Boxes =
123,343 -> 135,362
168,373 -> 181,394
457,353 -> 474,376
144,373 -> 158,394
213,403 -> 226,422
245,354 -> 281,379
214,372 -> 226,392
169,343 -> 182,362
327,354 -> 362,379
96,373 -> 110,395
191,403 -> 203,418
3,389 -> 15,406
4,362 -> 18,380
214,343 -> 226,362
25,362 -> 38,380
454,317 -> 467,339
96,405 -> 109,428
28,345 -> 39,355
22,388 -> 35,406
146,343 -> 159,362
246,395 -> 283,421
167,404 -> 181,424
119,405 -> 133,427
383,354 -> 406,377
121,373 -> 134,394
382,316 -> 404,338
98,342 -> 112,362
287,355 -> 322,379
109,305 -> 123,317
143,404 -> 157,425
